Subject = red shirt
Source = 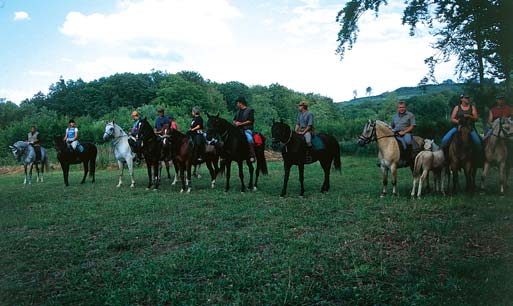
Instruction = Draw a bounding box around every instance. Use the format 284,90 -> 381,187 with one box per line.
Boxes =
490,105 -> 513,120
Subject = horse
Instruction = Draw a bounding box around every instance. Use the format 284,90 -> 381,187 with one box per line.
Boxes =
357,120 -> 424,197
10,141 -> 49,184
411,139 -> 446,198
103,122 -> 136,188
137,118 -> 163,190
271,120 -> 341,197
53,137 -> 97,186
205,113 -> 267,193
480,117 -> 513,195
446,117 -> 476,194
161,125 -> 221,192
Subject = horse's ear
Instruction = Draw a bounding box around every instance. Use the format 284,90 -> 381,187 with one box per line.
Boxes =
9,145 -> 13,149
216,112 -> 220,117
206,112 -> 210,118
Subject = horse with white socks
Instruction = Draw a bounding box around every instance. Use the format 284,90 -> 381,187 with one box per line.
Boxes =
10,141 -> 49,184
103,122 -> 136,188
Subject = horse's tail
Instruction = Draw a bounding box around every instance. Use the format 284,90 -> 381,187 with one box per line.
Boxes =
44,154 -> 50,172
332,138 -> 341,173
90,145 -> 98,181
413,151 -> 425,177
256,145 -> 268,175
217,158 -> 226,177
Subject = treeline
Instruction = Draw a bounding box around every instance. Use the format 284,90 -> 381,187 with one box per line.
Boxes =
0,71 -> 340,163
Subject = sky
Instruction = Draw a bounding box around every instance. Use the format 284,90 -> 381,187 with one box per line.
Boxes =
0,0 -> 458,104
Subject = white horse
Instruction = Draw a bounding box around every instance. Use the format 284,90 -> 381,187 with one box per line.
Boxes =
103,122 -> 136,188
411,139 -> 446,198
10,141 -> 49,184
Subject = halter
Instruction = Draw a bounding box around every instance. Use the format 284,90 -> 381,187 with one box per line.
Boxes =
492,118 -> 512,138
358,121 -> 396,144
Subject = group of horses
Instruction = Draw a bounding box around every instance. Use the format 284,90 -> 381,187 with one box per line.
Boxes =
358,117 -> 513,197
9,115 -> 513,197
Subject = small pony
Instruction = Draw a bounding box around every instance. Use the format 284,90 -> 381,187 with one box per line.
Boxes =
411,139 -> 446,198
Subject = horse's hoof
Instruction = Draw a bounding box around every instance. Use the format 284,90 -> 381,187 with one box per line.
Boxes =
187,188 -> 191,193
146,187 -> 150,191
180,189 -> 184,193
116,184 -> 122,188
153,188 -> 158,192
130,184 -> 135,188
380,193 -> 386,198
211,184 -> 215,189
253,187 -> 257,191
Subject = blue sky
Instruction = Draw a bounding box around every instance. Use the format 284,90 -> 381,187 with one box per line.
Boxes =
0,0 -> 456,104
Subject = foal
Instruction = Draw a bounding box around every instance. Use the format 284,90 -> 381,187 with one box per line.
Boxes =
411,139 -> 446,198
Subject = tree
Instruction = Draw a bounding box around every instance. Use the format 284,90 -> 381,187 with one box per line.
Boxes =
365,86 -> 372,96
352,89 -> 358,99
336,0 -> 513,96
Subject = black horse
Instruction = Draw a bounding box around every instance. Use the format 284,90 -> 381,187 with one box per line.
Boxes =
206,113 -> 268,192
137,118 -> 164,190
53,137 -> 97,186
271,120 -> 341,197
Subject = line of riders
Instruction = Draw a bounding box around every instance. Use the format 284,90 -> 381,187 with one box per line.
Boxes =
24,93 -> 512,172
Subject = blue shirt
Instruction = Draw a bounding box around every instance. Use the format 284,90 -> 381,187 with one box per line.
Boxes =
66,127 -> 78,140
155,115 -> 171,130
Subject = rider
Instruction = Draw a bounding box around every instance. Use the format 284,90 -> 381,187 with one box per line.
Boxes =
27,125 -> 41,160
484,94 -> 513,140
390,100 -> 417,160
295,100 -> 314,160
189,106 -> 205,162
233,96 -> 256,162
64,119 -> 80,152
154,107 -> 171,135
441,94 -> 482,148
130,110 -> 143,162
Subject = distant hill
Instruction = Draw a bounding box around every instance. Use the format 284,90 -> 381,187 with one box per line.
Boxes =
335,83 -> 463,108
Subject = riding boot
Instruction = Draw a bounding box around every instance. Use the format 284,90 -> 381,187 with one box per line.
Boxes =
305,146 -> 313,164
248,143 -> 256,162
406,145 -> 413,166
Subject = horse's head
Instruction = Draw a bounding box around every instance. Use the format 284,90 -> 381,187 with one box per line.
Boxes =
271,119 -> 291,151
53,136 -> 68,154
457,117 -> 473,144
161,124 -> 173,148
504,117 -> 513,139
357,119 -> 376,146
206,113 -> 229,137
494,117 -> 513,139
103,121 -> 115,141
423,139 -> 434,151
138,118 -> 154,141
10,141 -> 26,162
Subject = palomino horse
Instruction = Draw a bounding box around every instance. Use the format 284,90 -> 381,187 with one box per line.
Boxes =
103,122 -> 136,188
358,120 -> 424,197
480,117 -> 513,195
53,137 -> 97,186
446,117 -> 476,194
137,118 -> 163,190
411,139 -> 446,198
271,120 -> 341,197
10,141 -> 49,184
206,113 -> 268,193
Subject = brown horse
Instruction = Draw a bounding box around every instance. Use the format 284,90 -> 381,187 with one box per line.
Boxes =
162,126 -> 220,192
358,120 -> 423,197
446,117 -> 476,193
480,117 -> 513,195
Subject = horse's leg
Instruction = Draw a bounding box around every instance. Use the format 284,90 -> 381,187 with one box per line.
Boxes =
225,160 -> 231,192
391,164 -> 398,196
238,160 -> 246,193
499,161 -> 506,195
81,161 -> 89,184
34,162 -> 40,182
165,160 -> 171,179
298,163 -> 305,197
127,158 -> 135,188
28,162 -> 34,184
62,163 -> 70,187
154,161 -> 160,190
206,161 -> 216,189
172,160 -> 179,185
321,160 -> 331,193
179,163 -> 186,193
381,166 -> 388,197
146,162 -> 152,189
480,161 -> 489,192
418,169 -> 429,198
186,162 -> 192,193
280,162 -> 292,197
23,164 -> 28,184
117,160 -> 124,188
247,160 -> 254,190
411,173 -> 418,198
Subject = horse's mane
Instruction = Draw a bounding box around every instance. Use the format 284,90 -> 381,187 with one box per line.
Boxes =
139,119 -> 155,139
14,141 -> 28,148
375,120 -> 393,130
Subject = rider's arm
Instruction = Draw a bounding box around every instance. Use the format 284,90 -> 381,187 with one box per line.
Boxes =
488,109 -> 494,124
470,105 -> 478,121
294,124 -> 300,133
399,124 -> 415,136
450,106 -> 459,124
301,125 -> 312,135
71,129 -> 78,142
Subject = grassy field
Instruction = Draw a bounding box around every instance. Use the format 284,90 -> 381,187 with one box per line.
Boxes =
1,156 -> 512,305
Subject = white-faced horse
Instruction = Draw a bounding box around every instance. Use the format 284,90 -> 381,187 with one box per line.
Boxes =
10,141 -> 49,184
103,122 -> 136,188
411,139 -> 446,198
480,117 -> 513,195
358,120 -> 424,197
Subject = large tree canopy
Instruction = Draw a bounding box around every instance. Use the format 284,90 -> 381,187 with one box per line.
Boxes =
336,0 -> 513,93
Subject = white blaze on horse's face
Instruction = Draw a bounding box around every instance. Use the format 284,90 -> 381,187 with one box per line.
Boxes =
424,139 -> 433,151
103,123 -> 114,141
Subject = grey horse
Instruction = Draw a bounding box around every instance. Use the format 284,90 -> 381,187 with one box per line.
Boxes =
10,141 -> 49,184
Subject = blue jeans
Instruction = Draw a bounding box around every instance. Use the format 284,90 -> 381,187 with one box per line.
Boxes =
396,133 -> 413,149
244,130 -> 254,143
442,127 -> 482,147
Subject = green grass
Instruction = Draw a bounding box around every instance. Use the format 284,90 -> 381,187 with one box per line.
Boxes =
1,156 -> 512,305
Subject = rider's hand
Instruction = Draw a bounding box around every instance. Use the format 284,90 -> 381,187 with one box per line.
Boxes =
398,131 -> 406,136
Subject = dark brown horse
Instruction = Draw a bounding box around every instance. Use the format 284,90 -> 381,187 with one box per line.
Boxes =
161,125 -> 221,192
137,118 -> 163,190
446,117 -> 476,193
271,120 -> 341,197
53,137 -> 97,186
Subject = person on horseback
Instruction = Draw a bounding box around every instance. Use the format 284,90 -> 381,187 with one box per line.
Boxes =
441,94 -> 482,148
188,106 -> 205,162
484,95 -> 513,140
295,100 -> 314,161
27,125 -> 41,160
64,119 -> 80,152
233,96 -> 256,162
391,100 -> 417,160
129,110 -> 143,163
154,107 -> 171,135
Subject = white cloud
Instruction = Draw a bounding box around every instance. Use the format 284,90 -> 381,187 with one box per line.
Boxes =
14,11 -> 30,21
60,0 -> 241,47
